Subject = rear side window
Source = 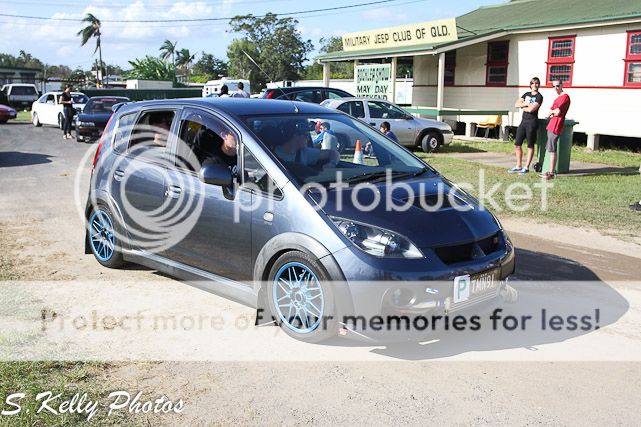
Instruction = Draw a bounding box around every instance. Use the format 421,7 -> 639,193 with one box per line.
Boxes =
289,89 -> 322,103
112,112 -> 137,153
326,90 -> 345,99
128,110 -> 175,153
10,86 -> 37,95
337,101 -> 365,119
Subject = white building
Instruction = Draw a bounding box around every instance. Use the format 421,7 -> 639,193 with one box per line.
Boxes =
317,0 -> 641,149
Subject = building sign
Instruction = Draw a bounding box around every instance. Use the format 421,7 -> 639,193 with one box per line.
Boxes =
342,18 -> 458,52
355,64 -> 392,100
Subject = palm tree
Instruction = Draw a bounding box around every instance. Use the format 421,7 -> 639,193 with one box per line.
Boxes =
176,48 -> 196,82
159,40 -> 178,83
77,13 -> 103,86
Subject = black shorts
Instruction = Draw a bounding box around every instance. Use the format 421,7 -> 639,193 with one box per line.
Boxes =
515,119 -> 538,148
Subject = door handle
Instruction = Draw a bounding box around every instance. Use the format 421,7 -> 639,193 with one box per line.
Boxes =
113,169 -> 125,181
165,185 -> 182,198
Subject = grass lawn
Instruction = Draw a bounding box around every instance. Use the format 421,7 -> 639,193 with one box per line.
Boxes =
444,138 -> 641,168
0,257 -> 137,426
15,111 -> 31,122
415,153 -> 641,239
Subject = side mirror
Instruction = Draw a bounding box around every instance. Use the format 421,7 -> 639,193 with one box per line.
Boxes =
199,161 -> 233,187
404,114 -> 414,120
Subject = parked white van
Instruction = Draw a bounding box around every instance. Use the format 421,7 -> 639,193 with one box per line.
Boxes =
202,78 -> 250,97
1,84 -> 39,110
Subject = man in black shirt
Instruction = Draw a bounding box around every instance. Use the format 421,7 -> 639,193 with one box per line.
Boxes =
509,77 -> 543,174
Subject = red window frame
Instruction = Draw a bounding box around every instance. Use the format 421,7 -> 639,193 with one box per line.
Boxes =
546,36 -> 576,86
623,30 -> 641,87
485,41 -> 509,86
444,51 -> 456,86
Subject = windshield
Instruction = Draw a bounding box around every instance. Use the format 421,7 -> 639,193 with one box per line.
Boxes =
85,98 -> 127,113
72,94 -> 89,104
10,86 -> 37,95
242,113 -> 434,186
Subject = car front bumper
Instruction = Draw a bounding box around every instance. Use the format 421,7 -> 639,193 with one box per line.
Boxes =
442,130 -> 454,145
327,237 -> 515,341
76,125 -> 105,141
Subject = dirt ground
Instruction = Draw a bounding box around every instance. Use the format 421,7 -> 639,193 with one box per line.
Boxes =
2,123 -> 641,425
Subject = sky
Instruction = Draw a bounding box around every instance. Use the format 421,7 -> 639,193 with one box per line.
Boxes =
0,0 -> 505,70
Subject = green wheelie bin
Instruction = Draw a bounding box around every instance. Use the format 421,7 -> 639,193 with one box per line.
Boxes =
532,119 -> 578,174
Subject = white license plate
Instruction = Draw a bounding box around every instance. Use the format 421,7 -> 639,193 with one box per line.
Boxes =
453,270 -> 499,303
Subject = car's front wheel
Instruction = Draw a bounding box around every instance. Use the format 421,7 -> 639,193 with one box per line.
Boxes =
88,205 -> 125,269
58,113 -> 64,129
32,112 -> 41,127
267,251 -> 338,342
420,131 -> 443,153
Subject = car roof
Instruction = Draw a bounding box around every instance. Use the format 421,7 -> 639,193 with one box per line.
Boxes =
88,96 -> 130,100
266,86 -> 349,92
121,98 -> 335,117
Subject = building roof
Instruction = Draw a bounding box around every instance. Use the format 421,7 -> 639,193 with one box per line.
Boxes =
317,0 -> 641,61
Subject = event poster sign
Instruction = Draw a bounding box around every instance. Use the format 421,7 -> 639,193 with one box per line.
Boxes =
355,64 -> 392,100
342,18 -> 458,52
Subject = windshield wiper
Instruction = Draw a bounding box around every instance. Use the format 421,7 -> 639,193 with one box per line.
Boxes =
345,170 -> 424,184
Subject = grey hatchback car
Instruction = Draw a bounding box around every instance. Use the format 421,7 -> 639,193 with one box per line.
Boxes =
85,98 -> 515,342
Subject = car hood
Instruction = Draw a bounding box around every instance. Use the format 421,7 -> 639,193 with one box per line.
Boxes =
413,116 -> 451,131
77,112 -> 112,123
308,175 -> 500,248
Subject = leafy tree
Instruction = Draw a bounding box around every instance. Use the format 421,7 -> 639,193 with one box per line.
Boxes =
126,56 -> 174,81
0,51 -> 44,69
159,39 -> 178,81
304,36 -> 354,80
77,13 -> 104,85
228,13 -> 313,90
176,48 -> 196,81
192,52 -> 228,81
226,39 -> 261,88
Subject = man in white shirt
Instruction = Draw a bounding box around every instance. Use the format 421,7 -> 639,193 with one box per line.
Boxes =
231,82 -> 250,98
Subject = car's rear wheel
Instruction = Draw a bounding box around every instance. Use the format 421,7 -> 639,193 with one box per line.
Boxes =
58,113 -> 64,129
32,112 -> 41,127
421,131 -> 442,153
88,205 -> 125,268
267,251 -> 337,342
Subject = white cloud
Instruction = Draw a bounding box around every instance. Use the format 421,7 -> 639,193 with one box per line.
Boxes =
361,8 -> 408,23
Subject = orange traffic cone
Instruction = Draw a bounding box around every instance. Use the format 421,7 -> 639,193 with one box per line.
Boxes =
353,139 -> 363,164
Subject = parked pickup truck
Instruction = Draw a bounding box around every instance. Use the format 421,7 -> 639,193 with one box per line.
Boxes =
1,84 -> 39,110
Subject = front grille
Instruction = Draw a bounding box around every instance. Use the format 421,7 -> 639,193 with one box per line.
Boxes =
433,233 -> 501,265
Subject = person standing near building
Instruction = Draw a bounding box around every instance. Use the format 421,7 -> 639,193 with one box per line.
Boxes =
541,80 -> 571,180
231,82 -> 249,98
59,84 -> 75,139
509,77 -> 543,174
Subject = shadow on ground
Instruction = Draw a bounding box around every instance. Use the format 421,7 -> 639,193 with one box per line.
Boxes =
0,151 -> 53,167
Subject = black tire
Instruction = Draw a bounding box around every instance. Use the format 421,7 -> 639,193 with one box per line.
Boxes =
267,251 -> 338,343
0,119 -> 7,124
421,131 -> 442,153
87,204 -> 126,269
58,113 -> 64,130
32,112 -> 41,127
533,162 -> 542,173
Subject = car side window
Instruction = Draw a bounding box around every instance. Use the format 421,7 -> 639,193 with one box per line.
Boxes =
243,149 -> 282,198
368,101 -> 405,119
326,90 -> 344,100
338,101 -> 365,118
290,89 -> 322,103
45,94 -> 55,104
128,110 -> 175,155
175,109 -> 238,173
113,112 -> 137,154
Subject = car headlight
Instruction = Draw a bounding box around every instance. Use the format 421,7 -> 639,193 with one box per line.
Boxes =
330,217 -> 423,258
78,121 -> 95,127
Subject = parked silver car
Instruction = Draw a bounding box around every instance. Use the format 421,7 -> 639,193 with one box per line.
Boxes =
321,97 -> 453,152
